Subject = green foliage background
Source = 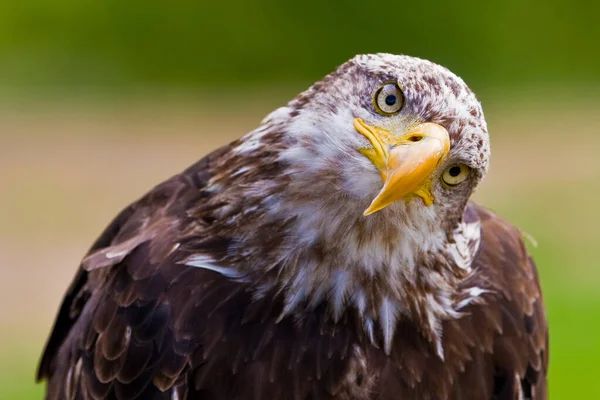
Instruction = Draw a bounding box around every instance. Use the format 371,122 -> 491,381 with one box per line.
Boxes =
0,0 -> 599,91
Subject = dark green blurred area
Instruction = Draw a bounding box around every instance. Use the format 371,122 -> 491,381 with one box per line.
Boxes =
0,0 -> 599,92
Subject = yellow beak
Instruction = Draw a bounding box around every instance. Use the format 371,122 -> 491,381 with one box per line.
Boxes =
354,118 -> 450,215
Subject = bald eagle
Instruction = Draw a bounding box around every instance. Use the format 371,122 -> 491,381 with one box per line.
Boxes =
37,54 -> 548,400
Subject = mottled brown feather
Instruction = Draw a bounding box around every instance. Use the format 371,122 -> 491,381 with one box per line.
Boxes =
37,146 -> 547,400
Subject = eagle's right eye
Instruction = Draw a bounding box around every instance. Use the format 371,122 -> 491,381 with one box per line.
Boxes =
373,83 -> 405,116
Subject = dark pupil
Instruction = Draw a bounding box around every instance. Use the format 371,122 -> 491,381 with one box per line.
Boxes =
384,94 -> 397,106
448,166 -> 462,177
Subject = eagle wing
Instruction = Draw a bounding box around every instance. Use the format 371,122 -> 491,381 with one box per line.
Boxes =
37,146 -> 220,399
37,145 -> 359,400
450,204 -> 548,399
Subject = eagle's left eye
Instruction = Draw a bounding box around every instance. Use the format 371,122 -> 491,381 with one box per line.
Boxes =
441,163 -> 471,186
374,83 -> 405,115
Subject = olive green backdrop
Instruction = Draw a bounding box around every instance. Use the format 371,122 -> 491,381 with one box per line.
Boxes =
1,0 -> 599,91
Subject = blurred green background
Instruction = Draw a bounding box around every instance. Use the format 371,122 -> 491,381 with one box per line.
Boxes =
0,1 -> 598,399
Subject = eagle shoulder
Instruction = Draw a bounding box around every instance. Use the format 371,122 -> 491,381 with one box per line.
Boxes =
460,202 -> 548,399
36,144 -> 225,398
37,143 -> 365,400
370,203 -> 548,400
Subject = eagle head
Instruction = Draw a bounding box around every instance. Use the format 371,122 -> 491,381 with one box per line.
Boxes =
276,53 -> 489,224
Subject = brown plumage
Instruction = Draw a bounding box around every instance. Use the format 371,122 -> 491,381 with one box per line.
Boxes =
38,54 -> 548,399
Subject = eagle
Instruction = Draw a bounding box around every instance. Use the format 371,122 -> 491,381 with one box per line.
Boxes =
37,54 -> 548,400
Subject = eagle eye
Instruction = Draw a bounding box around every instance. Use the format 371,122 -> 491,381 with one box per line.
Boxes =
441,163 -> 471,186
373,83 -> 405,116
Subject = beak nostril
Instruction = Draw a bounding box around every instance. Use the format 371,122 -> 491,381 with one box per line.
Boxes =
407,135 -> 423,142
